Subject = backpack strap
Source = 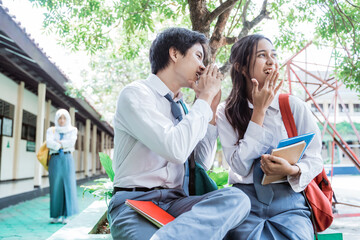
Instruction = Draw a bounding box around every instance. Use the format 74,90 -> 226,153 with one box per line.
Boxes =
279,93 -> 319,238
278,93 -> 298,138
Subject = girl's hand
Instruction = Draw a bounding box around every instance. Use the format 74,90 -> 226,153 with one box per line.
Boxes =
260,154 -> 300,176
251,67 -> 282,113
250,66 -> 282,126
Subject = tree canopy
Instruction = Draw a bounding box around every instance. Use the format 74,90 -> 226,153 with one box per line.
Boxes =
30,0 -> 360,121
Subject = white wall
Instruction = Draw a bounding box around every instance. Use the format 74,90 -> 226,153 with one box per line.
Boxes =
0,74 -> 18,180
0,73 -> 18,105
0,74 -> 45,180
0,136 -> 14,180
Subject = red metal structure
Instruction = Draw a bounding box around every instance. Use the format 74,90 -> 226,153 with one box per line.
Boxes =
281,42 -> 360,218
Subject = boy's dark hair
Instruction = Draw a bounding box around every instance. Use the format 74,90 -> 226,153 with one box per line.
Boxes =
149,27 -> 208,74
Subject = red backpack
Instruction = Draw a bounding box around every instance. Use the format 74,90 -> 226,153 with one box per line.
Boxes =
279,93 -> 334,233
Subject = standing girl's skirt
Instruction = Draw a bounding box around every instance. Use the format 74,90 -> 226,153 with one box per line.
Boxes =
48,152 -> 79,218
225,183 -> 313,240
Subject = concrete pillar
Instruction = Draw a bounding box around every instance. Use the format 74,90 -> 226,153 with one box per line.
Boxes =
34,83 -> 46,188
105,135 -> 109,157
109,137 -> 113,159
77,123 -> 82,172
42,100 -> 51,176
69,107 -> 76,167
69,107 -> 75,127
349,103 -> 354,115
91,125 -> 97,175
44,100 -> 51,139
101,131 -> 105,173
12,81 -> 24,179
84,119 -> 91,177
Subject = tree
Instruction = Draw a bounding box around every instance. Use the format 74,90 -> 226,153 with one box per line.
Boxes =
30,0 -> 360,120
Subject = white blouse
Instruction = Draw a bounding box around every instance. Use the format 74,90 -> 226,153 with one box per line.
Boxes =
217,94 -> 323,192
46,127 -> 77,155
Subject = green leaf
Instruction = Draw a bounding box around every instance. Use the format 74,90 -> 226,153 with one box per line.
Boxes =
208,167 -> 229,188
99,152 -> 115,182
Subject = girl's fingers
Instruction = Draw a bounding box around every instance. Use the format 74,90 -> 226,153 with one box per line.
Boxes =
251,78 -> 259,95
265,69 -> 275,88
271,71 -> 279,88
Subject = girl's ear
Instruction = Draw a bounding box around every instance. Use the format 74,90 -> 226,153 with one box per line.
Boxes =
241,66 -> 250,79
169,47 -> 178,63
233,62 -> 240,72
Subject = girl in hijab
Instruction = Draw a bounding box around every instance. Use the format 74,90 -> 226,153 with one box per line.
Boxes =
46,109 -> 79,224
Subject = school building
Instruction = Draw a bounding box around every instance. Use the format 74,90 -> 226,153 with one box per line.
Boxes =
0,5 -> 114,187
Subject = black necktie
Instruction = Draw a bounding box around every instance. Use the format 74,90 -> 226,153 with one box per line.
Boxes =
164,93 -> 183,122
253,157 -> 274,205
164,93 -> 189,195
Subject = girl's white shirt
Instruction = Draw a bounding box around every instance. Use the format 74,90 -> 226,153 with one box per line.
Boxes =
217,94 -> 323,192
46,109 -> 78,155
46,127 -> 77,155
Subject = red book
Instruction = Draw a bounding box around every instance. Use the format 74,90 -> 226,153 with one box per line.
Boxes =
125,199 -> 175,228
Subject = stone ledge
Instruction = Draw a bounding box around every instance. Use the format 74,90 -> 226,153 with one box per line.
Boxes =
47,200 -> 112,240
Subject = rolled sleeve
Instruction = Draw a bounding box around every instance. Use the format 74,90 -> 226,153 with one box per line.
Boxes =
192,99 -> 213,123
46,127 -> 61,151
217,104 -> 273,177
194,124 -> 218,170
243,121 -> 273,153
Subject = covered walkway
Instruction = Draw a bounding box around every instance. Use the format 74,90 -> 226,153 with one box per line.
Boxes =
0,175 -> 104,239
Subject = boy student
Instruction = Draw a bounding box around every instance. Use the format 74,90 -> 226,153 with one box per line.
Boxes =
108,27 -> 250,240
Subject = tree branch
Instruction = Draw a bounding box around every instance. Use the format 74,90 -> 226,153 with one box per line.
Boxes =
345,0 -> 360,9
241,0 -> 251,24
188,0 -> 211,35
227,1 -> 243,36
209,6 -> 235,58
238,0 -> 269,39
208,0 -> 239,23
220,0 -> 270,74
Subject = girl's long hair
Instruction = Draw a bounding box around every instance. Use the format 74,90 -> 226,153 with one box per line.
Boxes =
225,34 -> 272,144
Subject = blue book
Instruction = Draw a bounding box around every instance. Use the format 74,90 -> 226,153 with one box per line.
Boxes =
261,132 -> 315,185
277,132 -> 315,161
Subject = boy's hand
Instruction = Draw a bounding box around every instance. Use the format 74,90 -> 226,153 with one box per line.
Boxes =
209,90 -> 222,125
192,64 -> 222,106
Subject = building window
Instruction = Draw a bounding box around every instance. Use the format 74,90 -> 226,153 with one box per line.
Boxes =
328,104 -> 334,112
0,99 -> 15,137
21,110 -> 37,142
311,103 -> 323,112
339,104 -> 349,113
354,104 -> 360,113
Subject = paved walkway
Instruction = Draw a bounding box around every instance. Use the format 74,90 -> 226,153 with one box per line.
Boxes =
0,181 -> 98,240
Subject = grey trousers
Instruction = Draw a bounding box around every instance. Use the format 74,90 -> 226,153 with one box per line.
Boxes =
225,183 -> 313,240
108,187 -> 250,240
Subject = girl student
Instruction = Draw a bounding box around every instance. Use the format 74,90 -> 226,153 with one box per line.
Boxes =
217,34 -> 323,239
46,109 -> 79,223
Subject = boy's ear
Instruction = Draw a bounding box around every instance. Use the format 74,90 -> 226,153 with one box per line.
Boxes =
169,47 -> 178,63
